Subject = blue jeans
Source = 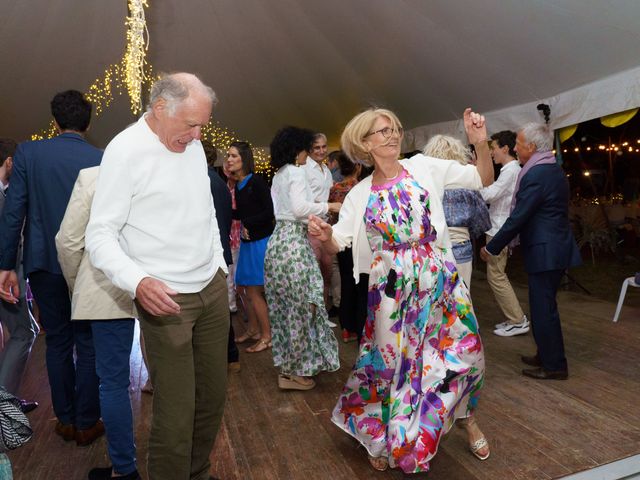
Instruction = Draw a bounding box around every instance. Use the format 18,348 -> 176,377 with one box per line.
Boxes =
28,271 -> 100,429
92,319 -> 137,475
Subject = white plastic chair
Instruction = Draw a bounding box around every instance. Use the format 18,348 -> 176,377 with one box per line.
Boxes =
613,276 -> 639,322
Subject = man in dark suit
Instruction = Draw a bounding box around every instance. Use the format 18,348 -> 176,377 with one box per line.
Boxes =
481,122 -> 581,380
202,140 -> 239,372
0,90 -> 104,443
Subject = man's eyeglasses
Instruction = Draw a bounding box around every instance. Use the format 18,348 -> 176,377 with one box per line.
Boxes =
364,127 -> 404,139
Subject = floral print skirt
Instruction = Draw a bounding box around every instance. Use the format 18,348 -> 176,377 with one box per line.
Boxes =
264,220 -> 339,377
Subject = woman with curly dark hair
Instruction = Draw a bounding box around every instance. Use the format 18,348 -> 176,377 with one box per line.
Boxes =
263,126 -> 341,390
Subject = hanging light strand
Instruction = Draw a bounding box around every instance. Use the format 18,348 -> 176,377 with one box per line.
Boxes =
29,0 -> 275,175
123,0 -> 149,114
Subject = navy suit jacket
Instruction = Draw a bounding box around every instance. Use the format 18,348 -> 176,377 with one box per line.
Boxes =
208,167 -> 233,266
0,133 -> 102,276
486,162 -> 581,274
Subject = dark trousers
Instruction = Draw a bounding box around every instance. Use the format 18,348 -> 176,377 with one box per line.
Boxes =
227,321 -> 239,363
28,271 -> 100,429
528,269 -> 568,372
0,263 -> 37,394
137,270 -> 229,480
92,319 -> 137,475
336,249 -> 370,343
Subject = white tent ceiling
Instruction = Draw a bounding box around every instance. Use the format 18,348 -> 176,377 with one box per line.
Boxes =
2,0 -> 640,150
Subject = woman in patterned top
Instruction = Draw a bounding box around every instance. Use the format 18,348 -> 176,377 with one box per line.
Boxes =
309,108 -> 493,473
423,135 -> 491,290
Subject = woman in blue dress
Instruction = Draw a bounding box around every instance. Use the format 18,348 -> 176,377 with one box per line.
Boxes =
225,141 -> 275,353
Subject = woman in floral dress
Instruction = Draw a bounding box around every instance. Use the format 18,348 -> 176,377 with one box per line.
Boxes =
309,108 -> 493,473
264,126 -> 341,390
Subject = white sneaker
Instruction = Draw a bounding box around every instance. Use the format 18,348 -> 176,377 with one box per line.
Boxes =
493,321 -> 530,337
326,320 -> 338,328
494,315 -> 528,330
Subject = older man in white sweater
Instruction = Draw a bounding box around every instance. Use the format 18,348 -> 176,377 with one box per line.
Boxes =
85,73 -> 228,480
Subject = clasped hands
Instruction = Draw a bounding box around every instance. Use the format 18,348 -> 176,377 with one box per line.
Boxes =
308,215 -> 333,242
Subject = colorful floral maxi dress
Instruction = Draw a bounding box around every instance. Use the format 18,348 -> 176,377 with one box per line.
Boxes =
331,171 -> 485,474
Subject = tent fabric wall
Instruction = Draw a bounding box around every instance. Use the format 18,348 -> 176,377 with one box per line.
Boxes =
403,65 -> 640,151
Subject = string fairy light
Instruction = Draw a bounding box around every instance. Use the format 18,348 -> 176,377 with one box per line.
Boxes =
30,0 -> 275,176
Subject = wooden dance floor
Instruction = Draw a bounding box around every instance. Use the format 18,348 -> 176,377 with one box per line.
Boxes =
6,277 -> 640,479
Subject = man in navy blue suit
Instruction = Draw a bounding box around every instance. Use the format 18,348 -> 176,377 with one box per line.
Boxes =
0,90 -> 104,443
481,122 -> 581,380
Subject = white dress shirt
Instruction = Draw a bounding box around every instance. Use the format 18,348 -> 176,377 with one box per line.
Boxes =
480,160 -> 521,236
303,157 -> 332,220
85,115 -> 227,298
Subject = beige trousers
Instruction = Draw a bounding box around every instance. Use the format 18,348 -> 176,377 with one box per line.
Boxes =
485,235 -> 525,325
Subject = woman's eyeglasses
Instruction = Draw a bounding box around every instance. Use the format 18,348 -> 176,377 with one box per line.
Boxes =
364,127 -> 404,139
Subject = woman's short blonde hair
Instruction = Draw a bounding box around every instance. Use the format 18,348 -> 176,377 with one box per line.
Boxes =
340,108 -> 403,166
422,134 -> 471,165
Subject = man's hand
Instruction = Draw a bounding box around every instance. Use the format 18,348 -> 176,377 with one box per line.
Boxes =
479,246 -> 490,263
308,215 -> 333,242
0,269 -> 20,303
463,108 -> 487,145
135,277 -> 181,316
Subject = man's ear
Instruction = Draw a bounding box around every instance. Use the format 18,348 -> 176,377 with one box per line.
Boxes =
152,98 -> 167,116
4,157 -> 13,175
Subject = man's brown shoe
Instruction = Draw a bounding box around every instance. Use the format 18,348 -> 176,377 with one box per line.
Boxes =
75,419 -> 105,446
522,367 -> 568,380
55,421 -> 76,441
520,354 -> 541,367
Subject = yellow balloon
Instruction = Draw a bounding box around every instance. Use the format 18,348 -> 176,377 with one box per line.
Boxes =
559,125 -> 578,143
601,108 -> 639,128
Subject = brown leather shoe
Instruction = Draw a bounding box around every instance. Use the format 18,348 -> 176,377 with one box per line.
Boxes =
55,421 -> 76,441
520,354 -> 541,367
75,419 -> 105,446
522,367 -> 568,380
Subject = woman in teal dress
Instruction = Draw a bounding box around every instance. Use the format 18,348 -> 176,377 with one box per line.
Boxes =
309,108 -> 494,473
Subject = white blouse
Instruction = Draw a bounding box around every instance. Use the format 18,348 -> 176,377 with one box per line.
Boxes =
271,163 -> 328,223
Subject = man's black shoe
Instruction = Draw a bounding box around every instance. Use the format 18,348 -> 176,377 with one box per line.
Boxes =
522,367 -> 568,380
88,466 -> 140,480
19,399 -> 38,414
520,354 -> 541,367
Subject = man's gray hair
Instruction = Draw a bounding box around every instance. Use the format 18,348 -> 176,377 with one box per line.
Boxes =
520,122 -> 554,152
313,133 -> 327,143
147,73 -> 217,115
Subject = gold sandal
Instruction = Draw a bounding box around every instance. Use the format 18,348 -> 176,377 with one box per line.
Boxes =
457,416 -> 490,461
235,330 -> 260,343
368,455 -> 389,471
246,338 -> 271,353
